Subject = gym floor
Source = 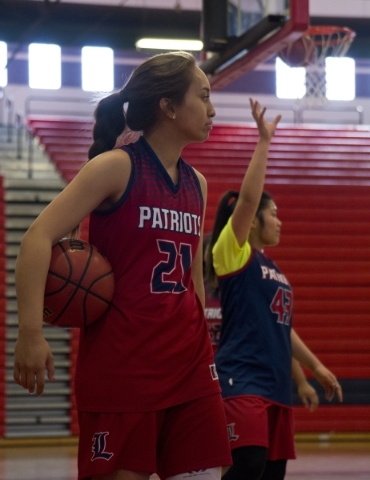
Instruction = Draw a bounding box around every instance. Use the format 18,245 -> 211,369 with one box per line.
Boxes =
0,439 -> 369,479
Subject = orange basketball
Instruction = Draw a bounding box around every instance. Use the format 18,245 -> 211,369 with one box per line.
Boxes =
278,34 -> 316,68
43,239 -> 115,328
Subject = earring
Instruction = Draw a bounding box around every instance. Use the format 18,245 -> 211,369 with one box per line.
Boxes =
172,115 -> 176,119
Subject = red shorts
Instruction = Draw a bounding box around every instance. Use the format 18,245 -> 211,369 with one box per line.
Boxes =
78,394 -> 232,480
223,395 -> 296,461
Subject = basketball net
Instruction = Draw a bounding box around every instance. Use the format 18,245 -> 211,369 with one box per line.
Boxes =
281,26 -> 356,107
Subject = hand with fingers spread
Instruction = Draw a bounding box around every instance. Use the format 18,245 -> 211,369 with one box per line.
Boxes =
13,330 -> 55,396
312,364 -> 343,402
249,97 -> 282,144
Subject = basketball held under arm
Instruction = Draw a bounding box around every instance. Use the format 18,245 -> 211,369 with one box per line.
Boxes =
16,149 -> 130,330
14,149 -> 131,396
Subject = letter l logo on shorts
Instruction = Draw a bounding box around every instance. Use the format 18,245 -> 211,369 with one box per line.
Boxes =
91,432 -> 114,461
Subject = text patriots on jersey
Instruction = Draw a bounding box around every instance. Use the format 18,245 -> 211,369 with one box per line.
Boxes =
138,206 -> 201,236
261,266 -> 289,285
209,363 -> 219,380
204,307 -> 222,319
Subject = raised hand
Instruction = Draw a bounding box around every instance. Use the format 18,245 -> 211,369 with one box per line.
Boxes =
249,97 -> 281,143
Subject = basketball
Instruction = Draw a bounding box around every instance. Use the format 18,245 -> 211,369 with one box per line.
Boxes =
278,34 -> 316,68
43,239 -> 115,328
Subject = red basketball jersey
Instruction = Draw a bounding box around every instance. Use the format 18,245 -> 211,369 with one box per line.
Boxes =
75,137 -> 220,412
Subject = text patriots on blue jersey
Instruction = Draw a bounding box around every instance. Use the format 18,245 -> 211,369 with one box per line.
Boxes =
261,266 -> 289,285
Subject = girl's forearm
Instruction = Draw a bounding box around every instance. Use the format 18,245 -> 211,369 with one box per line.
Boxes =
15,233 -> 52,332
291,328 -> 322,374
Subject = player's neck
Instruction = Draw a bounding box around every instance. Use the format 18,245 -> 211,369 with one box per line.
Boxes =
249,235 -> 264,253
143,132 -> 183,169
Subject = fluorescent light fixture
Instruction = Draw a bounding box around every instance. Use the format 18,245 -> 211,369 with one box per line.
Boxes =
0,41 -> 7,87
326,57 -> 355,101
136,38 -> 203,51
29,43 -> 61,90
275,57 -> 306,99
82,46 -> 114,92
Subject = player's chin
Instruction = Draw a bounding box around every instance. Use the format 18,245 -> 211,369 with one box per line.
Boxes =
191,128 -> 211,143
270,236 -> 280,247
199,131 -> 211,142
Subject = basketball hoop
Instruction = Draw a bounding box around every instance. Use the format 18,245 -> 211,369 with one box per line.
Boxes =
278,26 -> 356,106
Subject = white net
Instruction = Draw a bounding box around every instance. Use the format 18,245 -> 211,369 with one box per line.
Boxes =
298,26 -> 356,106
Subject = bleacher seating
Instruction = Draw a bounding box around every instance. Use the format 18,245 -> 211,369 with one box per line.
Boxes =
0,177 -> 5,437
27,116 -> 92,183
27,117 -> 370,434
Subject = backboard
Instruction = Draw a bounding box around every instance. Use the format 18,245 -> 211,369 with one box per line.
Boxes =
200,0 -> 309,90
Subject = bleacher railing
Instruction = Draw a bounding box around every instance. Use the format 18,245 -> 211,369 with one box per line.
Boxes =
25,95 -> 94,179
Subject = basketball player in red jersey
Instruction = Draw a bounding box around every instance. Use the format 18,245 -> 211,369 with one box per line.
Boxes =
13,51 -> 235,480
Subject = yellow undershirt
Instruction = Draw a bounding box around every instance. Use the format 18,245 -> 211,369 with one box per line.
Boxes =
212,217 -> 252,277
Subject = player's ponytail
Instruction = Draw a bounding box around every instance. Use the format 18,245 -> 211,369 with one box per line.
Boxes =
205,191 -> 239,295
88,91 -> 127,160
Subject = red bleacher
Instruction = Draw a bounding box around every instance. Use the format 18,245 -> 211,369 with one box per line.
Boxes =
27,117 -> 370,433
0,178 -> 5,437
27,116 -> 92,183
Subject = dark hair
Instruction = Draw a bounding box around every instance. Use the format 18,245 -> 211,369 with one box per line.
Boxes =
205,190 -> 272,294
88,51 -> 197,160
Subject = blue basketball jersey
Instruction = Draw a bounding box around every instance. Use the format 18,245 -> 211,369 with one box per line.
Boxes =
215,248 -> 293,406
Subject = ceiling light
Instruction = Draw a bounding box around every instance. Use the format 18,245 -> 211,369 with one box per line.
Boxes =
135,38 -> 203,51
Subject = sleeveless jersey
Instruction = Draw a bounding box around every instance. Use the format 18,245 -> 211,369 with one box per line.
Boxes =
75,137 -> 220,412
215,247 -> 294,407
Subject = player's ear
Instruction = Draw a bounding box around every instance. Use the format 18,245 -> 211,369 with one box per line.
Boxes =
250,216 -> 259,231
159,98 -> 175,119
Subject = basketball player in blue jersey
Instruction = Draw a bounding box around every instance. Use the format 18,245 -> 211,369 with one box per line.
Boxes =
205,100 -> 343,480
203,237 -> 320,414
204,289 -> 320,412
13,52 -> 233,480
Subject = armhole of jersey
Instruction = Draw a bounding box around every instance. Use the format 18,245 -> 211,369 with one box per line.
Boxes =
187,161 -> 204,209
213,218 -> 253,277
92,147 -> 135,216
218,248 -> 255,279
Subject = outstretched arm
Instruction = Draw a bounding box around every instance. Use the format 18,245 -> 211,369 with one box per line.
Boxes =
291,329 -> 343,402
292,357 -> 319,412
231,99 -> 281,246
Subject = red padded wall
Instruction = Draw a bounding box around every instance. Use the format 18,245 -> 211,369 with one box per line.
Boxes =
183,124 -> 370,432
27,117 -> 370,433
